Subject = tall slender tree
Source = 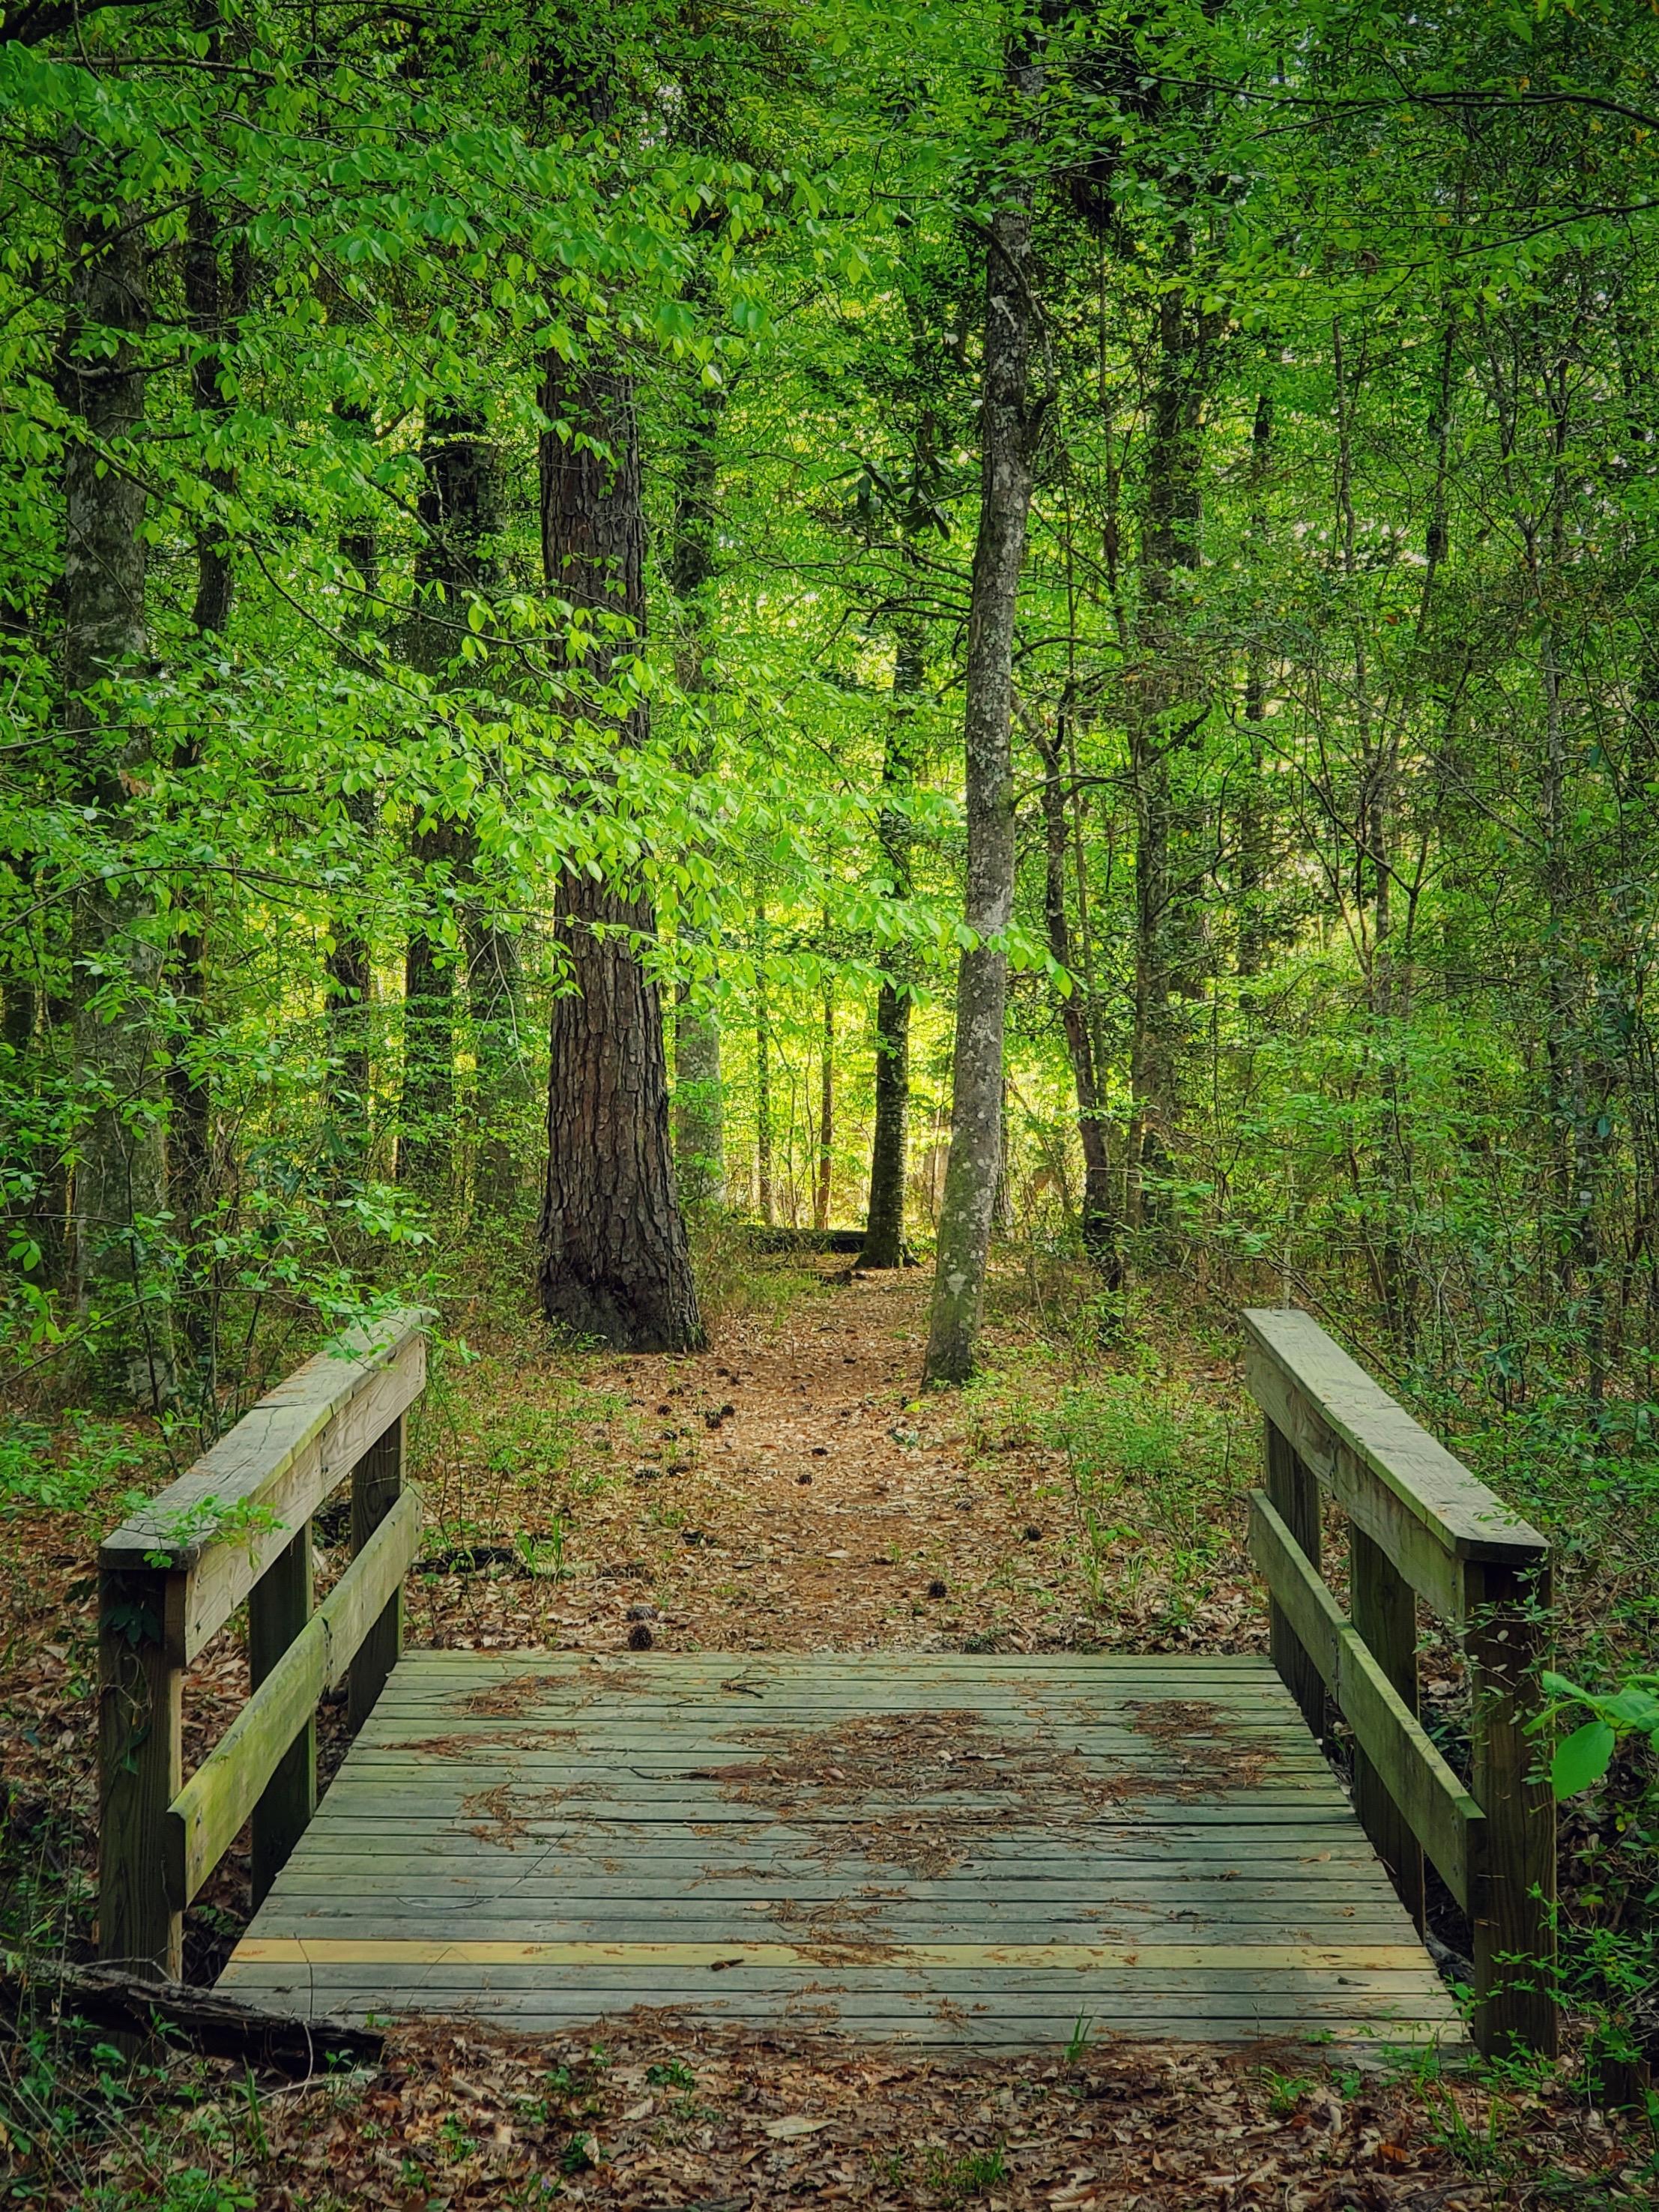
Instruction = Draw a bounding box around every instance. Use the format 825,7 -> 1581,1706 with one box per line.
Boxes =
924,18 -> 1051,1383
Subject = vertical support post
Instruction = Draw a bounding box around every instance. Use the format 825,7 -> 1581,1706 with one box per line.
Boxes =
1349,1524 -> 1425,1930
1264,1418 -> 1325,1736
248,1526 -> 316,1905
1467,1558 -> 1557,2058
97,1566 -> 183,1977
348,1414 -> 405,1731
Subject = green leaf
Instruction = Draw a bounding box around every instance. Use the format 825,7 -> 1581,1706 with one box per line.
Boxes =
1550,1720 -> 1615,1801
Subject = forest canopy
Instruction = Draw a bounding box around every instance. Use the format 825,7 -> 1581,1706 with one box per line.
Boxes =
1,0 -> 1657,1437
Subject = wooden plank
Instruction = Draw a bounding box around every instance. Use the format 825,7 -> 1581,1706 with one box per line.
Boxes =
348,1413 -> 405,1730
97,1566 -> 182,1977
1242,1310 -> 1545,1619
231,1935 -> 1445,1971
248,1526 -> 315,1907
1466,1558 -> 1557,2058
250,1904 -> 1415,1938
1350,1523 -> 1424,1930
1248,1490 -> 1483,1910
100,1314 -> 425,1663
215,1966 -> 1457,2012
168,1490 -> 420,1906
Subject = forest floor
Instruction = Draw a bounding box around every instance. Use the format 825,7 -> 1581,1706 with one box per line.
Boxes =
1,1251 -> 1653,2205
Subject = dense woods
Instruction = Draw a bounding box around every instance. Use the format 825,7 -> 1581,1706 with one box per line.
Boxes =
4,0 -> 1659,2193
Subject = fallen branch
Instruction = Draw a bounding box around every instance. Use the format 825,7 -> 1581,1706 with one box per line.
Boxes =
2,1962 -> 383,2077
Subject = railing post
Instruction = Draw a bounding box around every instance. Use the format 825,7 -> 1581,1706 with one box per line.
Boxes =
1264,1418 -> 1325,1736
1349,1525 -> 1426,1930
97,1565 -> 184,1977
248,1526 -> 316,1905
1466,1557 -> 1557,2058
348,1413 -> 405,1730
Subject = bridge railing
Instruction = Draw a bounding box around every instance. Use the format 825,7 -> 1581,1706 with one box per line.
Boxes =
97,1311 -> 427,1980
1241,1307 -> 1555,2058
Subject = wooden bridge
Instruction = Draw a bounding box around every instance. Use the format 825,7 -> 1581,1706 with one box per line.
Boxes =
97,1308 -> 1556,2058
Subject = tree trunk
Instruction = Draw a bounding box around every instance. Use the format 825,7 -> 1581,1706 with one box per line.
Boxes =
924,32 -> 1047,1385
814,982 -> 835,1230
1236,389 -> 1272,981
1034,716 -> 1119,1283
169,185 -> 244,1385
61,137 -> 175,1405
1127,257 -> 1209,1240
324,402 -> 378,1149
755,907 -> 774,1223
401,408 -> 499,1193
861,620 -> 922,1269
671,370 -> 726,1207
536,363 -> 703,1351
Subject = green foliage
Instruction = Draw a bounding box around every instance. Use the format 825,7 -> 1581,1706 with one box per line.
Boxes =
1054,1362 -> 1239,1629
0,1412 -> 144,1514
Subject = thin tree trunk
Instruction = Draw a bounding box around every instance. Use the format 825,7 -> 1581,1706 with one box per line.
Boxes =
1236,389 -> 1272,981
814,982 -> 835,1230
671,370 -> 726,1206
324,403 -> 378,1148
1034,715 -> 1119,1283
755,908 -> 774,1223
1127,251 -> 1210,1241
169,183 -> 245,1386
61,136 -> 175,1405
924,30 -> 1048,1385
536,363 -> 703,1351
401,408 -> 498,1192
862,620 -> 922,1269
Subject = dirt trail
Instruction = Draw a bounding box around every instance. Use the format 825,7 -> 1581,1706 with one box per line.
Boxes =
411,1260 -> 1098,1658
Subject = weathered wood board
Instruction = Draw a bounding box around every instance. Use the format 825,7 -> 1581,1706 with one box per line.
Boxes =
220,1652 -> 1466,2054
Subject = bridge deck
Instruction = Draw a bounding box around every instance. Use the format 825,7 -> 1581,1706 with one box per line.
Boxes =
220,1651 -> 1465,2054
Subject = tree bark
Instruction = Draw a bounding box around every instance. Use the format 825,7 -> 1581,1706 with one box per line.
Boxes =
536,364 -> 703,1350
61,136 -> 175,1405
924,32 -> 1048,1385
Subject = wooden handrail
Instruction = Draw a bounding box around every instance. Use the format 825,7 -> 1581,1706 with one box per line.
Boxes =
97,1311 -> 427,1980
1240,1307 -> 1556,2061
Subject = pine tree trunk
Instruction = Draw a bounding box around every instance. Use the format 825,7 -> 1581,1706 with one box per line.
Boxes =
536,364 -> 703,1351
61,137 -> 175,1405
924,34 -> 1047,1385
